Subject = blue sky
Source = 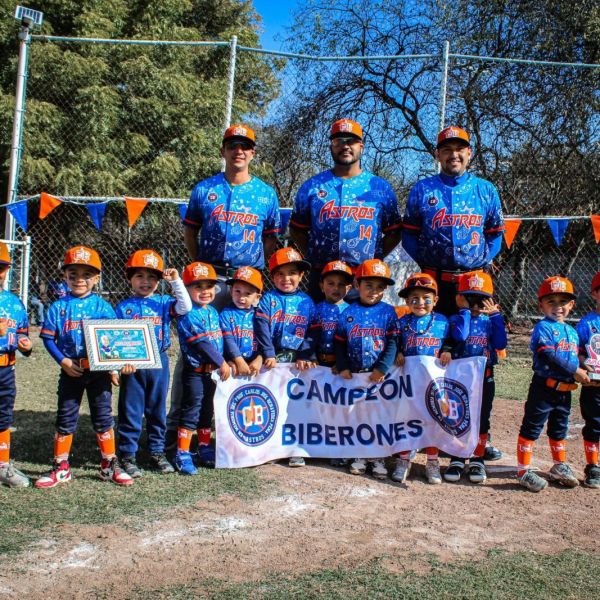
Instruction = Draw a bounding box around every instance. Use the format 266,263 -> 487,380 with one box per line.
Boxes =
251,1 -> 300,50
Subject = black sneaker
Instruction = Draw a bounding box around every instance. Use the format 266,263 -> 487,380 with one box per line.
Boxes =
484,445 -> 503,461
467,460 -> 487,484
150,453 -> 175,474
583,464 -> 600,489
443,460 -> 465,483
120,456 -> 143,478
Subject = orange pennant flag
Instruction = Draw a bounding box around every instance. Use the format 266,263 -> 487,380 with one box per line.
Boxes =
591,215 -> 600,244
503,219 -> 522,249
39,192 -> 62,219
124,197 -> 149,228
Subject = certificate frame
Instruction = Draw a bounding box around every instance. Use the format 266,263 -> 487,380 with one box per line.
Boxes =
83,319 -> 161,371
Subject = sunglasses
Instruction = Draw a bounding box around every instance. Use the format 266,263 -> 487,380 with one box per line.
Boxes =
224,140 -> 254,151
331,137 -> 361,147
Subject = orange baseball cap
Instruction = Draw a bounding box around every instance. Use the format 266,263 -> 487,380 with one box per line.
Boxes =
399,272 -> 438,298
354,259 -> 395,286
437,126 -> 470,148
320,260 -> 354,282
0,241 -> 11,266
182,262 -> 218,286
268,247 -> 311,273
62,246 -> 101,272
223,124 -> 256,146
591,272 -> 600,293
226,266 -> 263,293
125,249 -> 164,276
537,276 -> 576,300
458,271 -> 494,297
330,119 -> 363,140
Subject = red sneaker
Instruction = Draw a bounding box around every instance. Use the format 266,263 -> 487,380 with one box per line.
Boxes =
100,457 -> 134,486
35,460 -> 72,489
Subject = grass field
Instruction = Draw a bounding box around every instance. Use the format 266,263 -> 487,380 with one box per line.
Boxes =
1,332 -> 596,599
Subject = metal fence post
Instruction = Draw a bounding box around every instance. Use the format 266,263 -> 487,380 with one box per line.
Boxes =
224,35 -> 238,131
4,22 -> 33,242
436,40 -> 450,171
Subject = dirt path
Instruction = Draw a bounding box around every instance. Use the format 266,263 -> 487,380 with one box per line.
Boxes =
1,398 -> 597,599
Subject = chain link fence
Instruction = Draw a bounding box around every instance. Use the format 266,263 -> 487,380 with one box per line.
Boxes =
3,35 -> 600,323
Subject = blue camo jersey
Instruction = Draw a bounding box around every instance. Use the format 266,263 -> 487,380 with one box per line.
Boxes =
576,311 -> 600,367
449,309 -> 508,365
115,294 -> 177,353
219,305 -> 257,360
40,293 -> 115,359
530,318 -> 579,381
290,170 -> 402,267
397,312 -> 449,357
403,172 -> 505,270
335,301 -> 397,371
255,289 -> 316,355
183,172 -> 280,269
0,290 -> 28,354
177,304 -> 223,370
313,300 -> 348,358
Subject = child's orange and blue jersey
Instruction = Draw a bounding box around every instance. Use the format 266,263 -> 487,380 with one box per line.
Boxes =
254,289 -> 316,359
335,301 -> 397,372
314,300 -> 348,365
220,304 -> 258,361
116,294 -> 178,352
449,309 -> 507,365
177,304 -> 224,369
530,318 -> 579,381
0,290 -> 28,362
397,312 -> 450,357
41,293 -> 115,359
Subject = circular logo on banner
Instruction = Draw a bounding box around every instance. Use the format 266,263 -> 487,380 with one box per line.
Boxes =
227,384 -> 278,447
425,378 -> 471,437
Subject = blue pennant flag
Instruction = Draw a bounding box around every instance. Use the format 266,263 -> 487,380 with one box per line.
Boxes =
7,200 -> 28,232
87,202 -> 108,230
547,218 -> 569,247
178,203 -> 187,221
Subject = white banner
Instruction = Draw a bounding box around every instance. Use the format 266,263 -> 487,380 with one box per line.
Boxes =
214,356 -> 486,468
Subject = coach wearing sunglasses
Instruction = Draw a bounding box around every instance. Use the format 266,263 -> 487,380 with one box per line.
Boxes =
289,119 -> 402,301
182,124 -> 280,296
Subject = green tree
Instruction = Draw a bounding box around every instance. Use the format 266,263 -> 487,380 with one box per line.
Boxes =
0,0 -> 280,200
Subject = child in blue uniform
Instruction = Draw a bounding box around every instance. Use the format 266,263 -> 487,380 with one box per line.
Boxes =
0,242 -> 33,488
516,276 -> 590,492
175,262 -> 230,475
394,273 -> 452,485
36,246 -> 133,488
115,249 -> 192,477
576,271 -> 600,489
220,266 -> 264,377
255,247 -> 317,467
445,272 -> 507,484
335,259 -> 397,480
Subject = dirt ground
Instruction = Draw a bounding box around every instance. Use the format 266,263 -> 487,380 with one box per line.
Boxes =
1,397 -> 597,599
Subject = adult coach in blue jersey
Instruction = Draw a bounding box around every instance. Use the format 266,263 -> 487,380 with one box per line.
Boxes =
402,126 -> 505,316
168,124 -> 281,457
182,123 -> 281,301
289,119 -> 402,300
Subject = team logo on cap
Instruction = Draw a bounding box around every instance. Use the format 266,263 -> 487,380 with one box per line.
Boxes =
372,262 -> 387,276
425,378 -> 471,437
287,249 -> 302,262
332,261 -> 345,271
232,126 -> 248,137
237,267 -> 253,280
338,121 -> 353,133
193,264 -> 209,278
143,253 -> 159,269
468,274 -> 484,291
227,384 -> 278,447
550,278 -> 567,293
73,247 -> 91,263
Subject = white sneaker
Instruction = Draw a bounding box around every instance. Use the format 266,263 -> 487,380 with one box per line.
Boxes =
371,459 -> 388,480
349,458 -> 367,475
0,462 -> 30,488
391,458 -> 411,483
425,459 -> 442,485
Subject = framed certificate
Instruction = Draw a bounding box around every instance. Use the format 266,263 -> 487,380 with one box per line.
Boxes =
83,319 -> 162,371
584,333 -> 600,381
